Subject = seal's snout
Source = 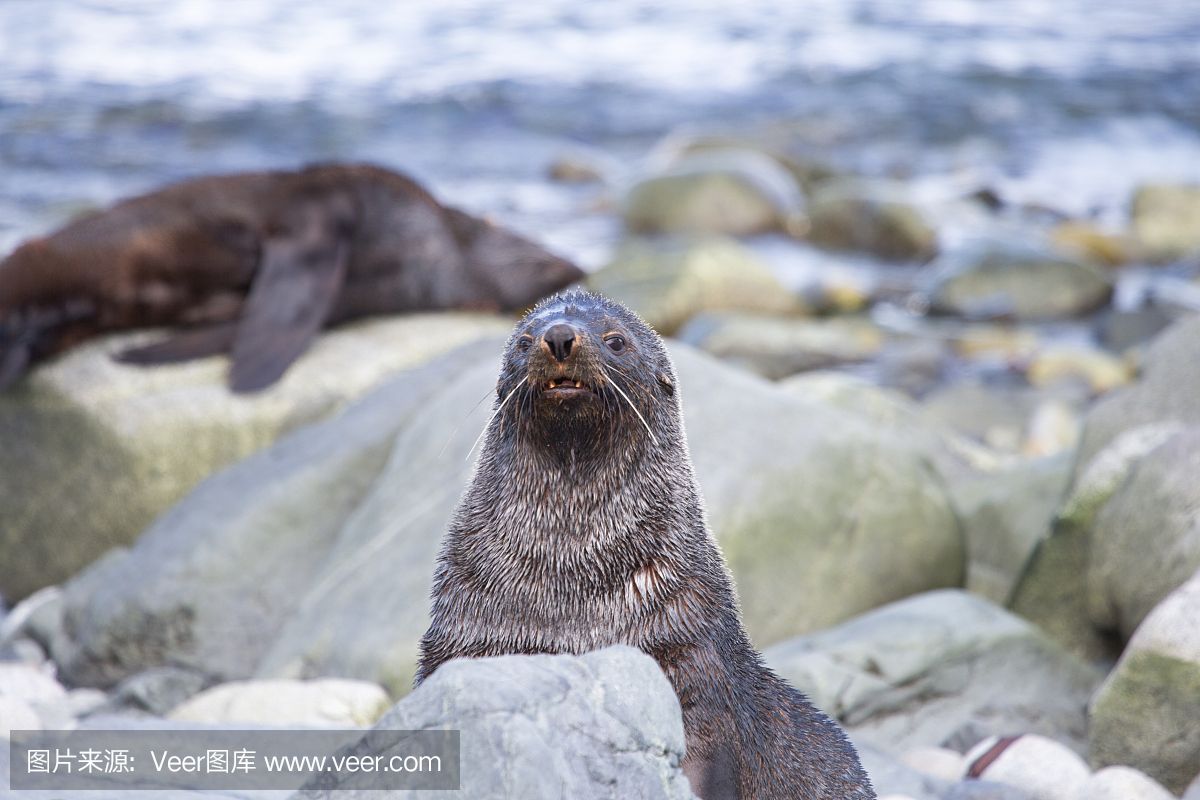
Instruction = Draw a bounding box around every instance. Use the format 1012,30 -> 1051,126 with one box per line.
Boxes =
542,323 -> 576,362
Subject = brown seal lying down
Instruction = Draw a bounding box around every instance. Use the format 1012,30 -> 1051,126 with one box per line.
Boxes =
0,163 -> 583,392
417,290 -> 876,799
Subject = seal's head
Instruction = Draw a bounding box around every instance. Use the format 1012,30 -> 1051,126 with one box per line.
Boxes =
492,290 -> 678,458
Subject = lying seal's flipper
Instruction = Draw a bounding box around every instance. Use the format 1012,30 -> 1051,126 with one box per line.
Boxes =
114,322 -> 239,365
228,200 -> 352,393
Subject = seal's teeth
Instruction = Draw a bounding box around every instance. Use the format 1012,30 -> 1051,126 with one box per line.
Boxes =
575,381 -> 583,388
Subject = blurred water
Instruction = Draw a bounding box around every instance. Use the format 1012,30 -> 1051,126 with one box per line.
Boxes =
1,0 -> 1199,263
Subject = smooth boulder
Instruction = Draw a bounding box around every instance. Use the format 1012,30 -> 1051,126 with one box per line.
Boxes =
588,236 -> 800,334
291,646 -> 698,800
0,313 -> 512,602
807,179 -> 938,262
624,148 -> 808,237
677,311 -> 885,379
1087,427 -> 1200,638
925,241 -> 1112,321
1089,569 -> 1200,793
764,590 -> 1101,754
53,343 -> 964,693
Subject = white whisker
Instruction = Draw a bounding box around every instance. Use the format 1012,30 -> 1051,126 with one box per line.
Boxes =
602,364 -> 659,446
465,376 -> 527,462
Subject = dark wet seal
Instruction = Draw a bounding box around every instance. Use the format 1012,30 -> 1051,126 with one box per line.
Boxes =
416,289 -> 876,800
0,163 -> 582,393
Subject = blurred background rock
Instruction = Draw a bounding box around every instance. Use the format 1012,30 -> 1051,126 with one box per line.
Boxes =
2,2 -> 1200,798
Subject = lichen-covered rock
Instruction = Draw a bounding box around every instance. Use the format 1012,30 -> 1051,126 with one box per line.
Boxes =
677,311 -> 885,379
51,338 -> 507,689
0,313 -> 512,602
624,148 -> 807,237
807,179 -> 938,261
1131,183 -> 1200,261
170,678 -> 390,727
1087,428 -> 1200,638
588,236 -> 800,334
764,591 -> 1101,754
948,454 -> 1072,605
292,647 -> 698,800
54,343 -> 963,693
1089,569 -> 1200,794
926,241 -> 1112,321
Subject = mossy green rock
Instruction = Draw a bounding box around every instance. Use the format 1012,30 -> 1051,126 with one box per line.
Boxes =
624,148 -> 807,237
1087,428 -> 1200,639
807,179 -> 938,262
677,312 -> 885,380
55,344 -> 963,693
588,236 -> 800,334
0,313 -> 511,603
765,590 -> 1101,753
1089,571 -> 1200,793
927,241 -> 1113,321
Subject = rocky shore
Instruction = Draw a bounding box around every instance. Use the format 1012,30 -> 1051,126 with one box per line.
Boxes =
2,134 -> 1200,799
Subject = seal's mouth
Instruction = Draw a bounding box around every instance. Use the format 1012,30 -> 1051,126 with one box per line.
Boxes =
541,375 -> 595,399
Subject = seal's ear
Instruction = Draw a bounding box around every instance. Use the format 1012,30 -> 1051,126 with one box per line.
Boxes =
656,372 -> 675,396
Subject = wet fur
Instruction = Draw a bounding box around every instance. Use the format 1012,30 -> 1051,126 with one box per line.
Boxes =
417,290 -> 875,799
0,163 -> 582,392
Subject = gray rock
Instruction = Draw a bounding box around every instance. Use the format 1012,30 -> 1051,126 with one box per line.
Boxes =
52,336 -> 507,689
588,236 -> 800,335
925,241 -> 1112,322
948,454 -> 1072,605
1010,423 -> 1186,663
807,179 -> 938,262
0,586 -> 64,657
1076,314 -> 1200,473
109,666 -> 212,716
261,344 -> 964,685
856,740 -> 948,800
942,781 -> 1035,800
0,313 -> 512,602
55,342 -> 963,694
764,590 -> 1102,755
1131,183 -> 1200,261
1087,428 -> 1200,638
1089,568 -> 1200,794
677,311 -> 886,379
292,646 -> 698,800
624,148 -> 808,237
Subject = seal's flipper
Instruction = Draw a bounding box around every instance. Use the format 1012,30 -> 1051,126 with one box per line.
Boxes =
114,322 -> 238,365
228,201 -> 352,393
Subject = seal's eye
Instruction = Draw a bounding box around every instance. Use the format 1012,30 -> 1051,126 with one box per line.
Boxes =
516,334 -> 534,352
604,334 -> 626,353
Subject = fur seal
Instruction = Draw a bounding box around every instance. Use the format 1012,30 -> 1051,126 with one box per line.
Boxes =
417,290 -> 875,799
0,163 -> 582,392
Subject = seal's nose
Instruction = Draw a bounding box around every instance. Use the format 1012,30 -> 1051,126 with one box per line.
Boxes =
542,323 -> 576,362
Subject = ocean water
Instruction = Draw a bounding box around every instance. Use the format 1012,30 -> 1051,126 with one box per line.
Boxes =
1,0 -> 1199,264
